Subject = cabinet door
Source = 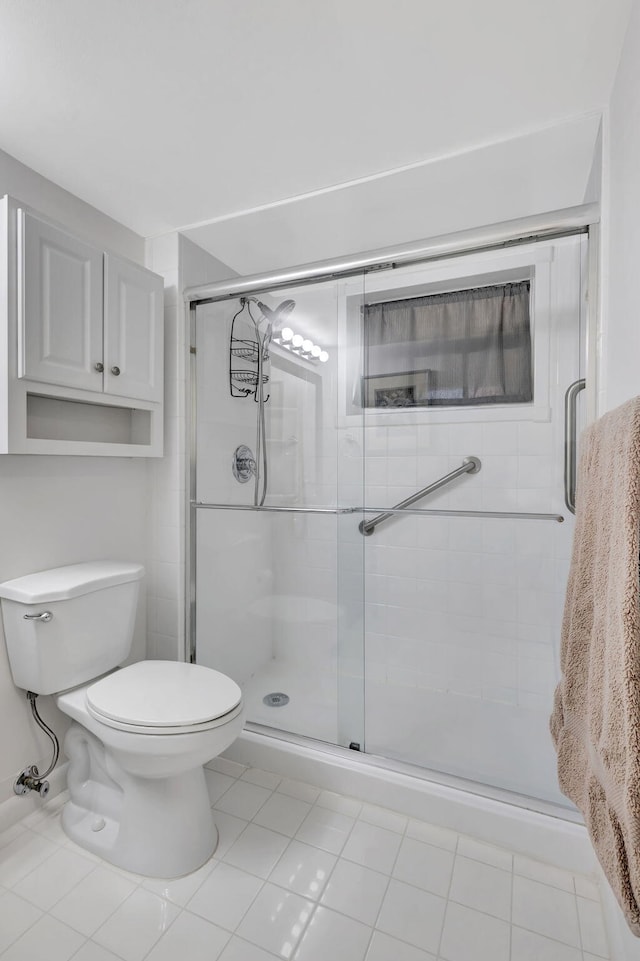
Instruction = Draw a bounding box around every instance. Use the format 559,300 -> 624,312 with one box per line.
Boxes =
103,254 -> 163,403
20,210 -> 104,391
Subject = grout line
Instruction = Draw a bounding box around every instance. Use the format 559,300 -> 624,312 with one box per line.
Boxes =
435,832 -> 460,960
508,853 -> 515,961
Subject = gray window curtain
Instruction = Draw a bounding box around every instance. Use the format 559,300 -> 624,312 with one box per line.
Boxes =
363,281 -> 532,407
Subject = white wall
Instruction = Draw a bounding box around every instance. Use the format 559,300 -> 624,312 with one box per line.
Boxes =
603,0 -> 640,412
184,115 -> 601,276
0,151 -> 149,807
145,233 -> 238,661
0,148 -> 143,263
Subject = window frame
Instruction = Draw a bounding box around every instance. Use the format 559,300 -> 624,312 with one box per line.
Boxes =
337,242 -> 555,428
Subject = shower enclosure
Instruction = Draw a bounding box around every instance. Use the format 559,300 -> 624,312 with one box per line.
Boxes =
188,214 -> 591,812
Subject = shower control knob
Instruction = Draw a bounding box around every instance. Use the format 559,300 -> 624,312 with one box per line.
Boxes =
37,779 -> 50,799
94,362 -> 104,372
110,366 -> 121,376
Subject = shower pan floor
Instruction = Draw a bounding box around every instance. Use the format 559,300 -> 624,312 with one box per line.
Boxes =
243,661 -> 338,743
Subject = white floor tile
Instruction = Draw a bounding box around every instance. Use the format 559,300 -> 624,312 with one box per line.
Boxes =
270,840 -> 336,900
207,757 -> 247,779
236,882 -> 313,959
293,905 -> 371,961
241,768 -> 283,790
448,855 -> 511,920
142,857 -> 216,906
406,819 -> 458,852
0,889 -> 43,953
365,930 -> 436,961
1,914 -> 85,961
456,835 -> 513,871
205,770 -> 236,804
316,791 -> 362,817
92,888 -> 180,961
320,858 -> 388,925
13,845 -> 95,910
439,901 -> 510,961
512,875 -> 581,947
29,809 -> 68,844
376,879 -> 446,954
187,861 -> 263,931
574,875 -> 599,900
224,824 -> 290,879
511,926 -> 583,961
212,810 -> 249,858
50,865 -> 138,936
295,807 -> 355,855
513,854 -> 575,892
392,837 -> 454,897
341,820 -> 402,874
70,943 -> 124,961
216,780 -> 273,820
254,795 -> 312,837
577,896 -> 609,957
0,822 -> 28,851
277,779 -> 321,804
145,909 -> 230,961
219,935 -> 282,960
0,761 -> 617,961
0,830 -> 59,887
359,803 -> 408,835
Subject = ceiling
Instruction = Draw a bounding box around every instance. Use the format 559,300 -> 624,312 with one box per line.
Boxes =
0,0 -> 631,243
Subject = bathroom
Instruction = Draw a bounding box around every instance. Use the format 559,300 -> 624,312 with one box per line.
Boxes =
0,1 -> 639,959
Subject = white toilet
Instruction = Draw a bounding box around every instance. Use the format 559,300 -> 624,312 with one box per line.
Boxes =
0,561 -> 245,878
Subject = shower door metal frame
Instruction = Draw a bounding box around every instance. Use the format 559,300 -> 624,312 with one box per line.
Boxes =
185,202 -> 598,668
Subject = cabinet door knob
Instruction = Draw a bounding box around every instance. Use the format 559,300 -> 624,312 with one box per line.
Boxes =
94,362 -> 104,372
111,366 -> 121,376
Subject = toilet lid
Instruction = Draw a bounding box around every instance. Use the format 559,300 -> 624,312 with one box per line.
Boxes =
86,661 -> 242,728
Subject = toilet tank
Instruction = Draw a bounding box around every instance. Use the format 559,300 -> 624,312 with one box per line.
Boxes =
0,561 -> 144,695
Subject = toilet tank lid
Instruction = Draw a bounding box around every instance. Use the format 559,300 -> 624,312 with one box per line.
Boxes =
0,561 -> 145,603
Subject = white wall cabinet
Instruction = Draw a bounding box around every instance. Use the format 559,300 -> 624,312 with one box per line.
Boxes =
1,196 -> 164,456
103,253 -> 163,403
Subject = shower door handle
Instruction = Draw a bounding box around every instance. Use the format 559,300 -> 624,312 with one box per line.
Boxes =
564,378 -> 586,515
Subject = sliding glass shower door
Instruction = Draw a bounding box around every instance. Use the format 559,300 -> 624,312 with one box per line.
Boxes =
193,275 -> 365,750
192,230 -> 587,810
358,235 -> 585,806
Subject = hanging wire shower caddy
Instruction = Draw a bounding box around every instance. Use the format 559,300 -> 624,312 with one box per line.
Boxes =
229,299 -> 271,400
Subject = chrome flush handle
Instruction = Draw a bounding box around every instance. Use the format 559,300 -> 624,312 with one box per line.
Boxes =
23,611 -> 53,622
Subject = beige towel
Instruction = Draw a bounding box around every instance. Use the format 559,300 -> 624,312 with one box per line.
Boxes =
551,396 -> 640,934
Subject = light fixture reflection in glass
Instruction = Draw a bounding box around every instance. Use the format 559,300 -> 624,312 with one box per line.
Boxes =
272,324 -> 329,364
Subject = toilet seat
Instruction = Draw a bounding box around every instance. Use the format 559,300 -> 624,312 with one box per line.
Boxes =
86,660 -> 243,734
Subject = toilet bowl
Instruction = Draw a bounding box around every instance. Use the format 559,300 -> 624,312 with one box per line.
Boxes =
57,660 -> 245,877
0,562 -> 246,878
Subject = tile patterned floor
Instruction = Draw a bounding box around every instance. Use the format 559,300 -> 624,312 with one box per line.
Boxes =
0,757 -> 609,961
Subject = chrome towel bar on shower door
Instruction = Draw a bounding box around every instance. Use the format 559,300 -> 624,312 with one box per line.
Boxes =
192,502 -> 564,522
358,456 -> 482,536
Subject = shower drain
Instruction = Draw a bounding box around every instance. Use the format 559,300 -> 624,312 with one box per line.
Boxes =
263,692 -> 290,707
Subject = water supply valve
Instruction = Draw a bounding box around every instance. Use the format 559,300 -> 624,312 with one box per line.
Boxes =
14,765 -> 50,798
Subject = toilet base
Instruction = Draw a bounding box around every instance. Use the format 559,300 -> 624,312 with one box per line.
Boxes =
62,722 -> 219,877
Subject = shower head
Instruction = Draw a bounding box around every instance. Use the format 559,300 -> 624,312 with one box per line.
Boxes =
253,299 -> 296,324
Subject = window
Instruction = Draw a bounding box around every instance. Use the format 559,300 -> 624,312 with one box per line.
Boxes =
362,280 -> 532,408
